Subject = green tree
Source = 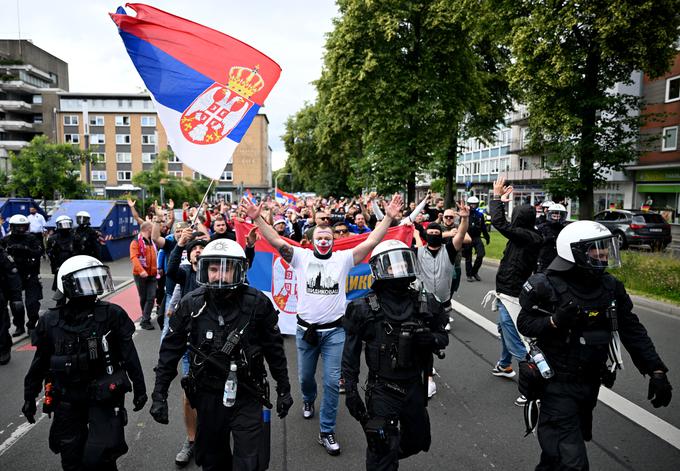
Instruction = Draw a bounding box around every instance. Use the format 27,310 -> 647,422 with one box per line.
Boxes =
503,0 -> 680,218
7,135 -> 90,199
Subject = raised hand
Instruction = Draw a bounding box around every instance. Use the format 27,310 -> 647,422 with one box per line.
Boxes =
385,193 -> 404,219
127,198 -> 136,208
456,201 -> 470,218
167,199 -> 175,210
241,197 -> 263,221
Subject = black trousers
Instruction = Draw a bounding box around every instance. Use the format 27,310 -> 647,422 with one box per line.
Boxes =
365,381 -> 431,471
535,381 -> 599,471
133,275 -> 156,323
194,390 -> 263,471
48,401 -> 128,471
0,303 -> 11,355
16,274 -> 42,330
463,237 -> 485,277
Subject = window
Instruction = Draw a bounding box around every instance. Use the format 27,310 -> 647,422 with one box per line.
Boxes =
490,159 -> 499,173
116,152 -> 131,163
93,187 -> 105,197
220,171 -> 233,181
115,134 -> 131,145
141,116 -> 156,127
502,129 -> 511,145
89,115 -> 105,126
142,152 -> 157,163
117,171 -> 132,181
169,170 -> 183,178
481,160 -> 489,174
90,152 -> 105,163
90,134 -> 105,145
32,95 -> 43,104
33,115 -> 43,124
115,115 -> 130,126
167,153 -> 180,163
662,126 -> 678,151
193,172 -> 205,180
521,128 -> 530,148
142,134 -> 157,144
64,134 -> 80,144
92,170 -> 107,181
63,115 -> 79,126
472,162 -> 480,174
666,76 -> 680,103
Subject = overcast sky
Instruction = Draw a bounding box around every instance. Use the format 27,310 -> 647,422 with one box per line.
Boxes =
0,0 -> 339,170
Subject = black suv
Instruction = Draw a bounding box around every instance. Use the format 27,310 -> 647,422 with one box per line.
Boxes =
593,209 -> 672,250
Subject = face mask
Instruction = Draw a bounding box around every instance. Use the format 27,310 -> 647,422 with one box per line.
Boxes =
313,238 -> 333,259
426,233 -> 443,247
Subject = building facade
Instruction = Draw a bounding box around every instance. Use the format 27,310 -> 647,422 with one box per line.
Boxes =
54,92 -> 271,200
0,39 -> 68,173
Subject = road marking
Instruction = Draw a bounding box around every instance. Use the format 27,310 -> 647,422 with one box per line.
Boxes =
452,299 -> 680,451
0,407 -> 46,457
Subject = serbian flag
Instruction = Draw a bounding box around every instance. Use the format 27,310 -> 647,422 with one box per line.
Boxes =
110,4 -> 281,180
275,187 -> 297,205
244,188 -> 257,203
235,221 -> 414,334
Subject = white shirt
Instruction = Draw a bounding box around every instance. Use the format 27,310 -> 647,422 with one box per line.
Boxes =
291,247 -> 354,324
27,213 -> 46,233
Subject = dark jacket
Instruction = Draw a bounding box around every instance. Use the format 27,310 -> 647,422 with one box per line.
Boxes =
490,200 -> 542,297
0,247 -> 23,303
467,208 -> 490,241
0,232 -> 43,277
535,222 -> 566,273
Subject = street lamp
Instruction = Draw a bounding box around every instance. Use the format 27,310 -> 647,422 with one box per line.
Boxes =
274,172 -> 292,193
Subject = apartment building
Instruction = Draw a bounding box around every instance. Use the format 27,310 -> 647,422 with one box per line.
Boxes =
0,39 -> 68,173
55,92 -> 271,200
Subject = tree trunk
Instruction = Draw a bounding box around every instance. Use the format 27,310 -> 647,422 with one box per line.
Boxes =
407,170 -> 416,204
578,50 -> 600,220
444,135 -> 458,207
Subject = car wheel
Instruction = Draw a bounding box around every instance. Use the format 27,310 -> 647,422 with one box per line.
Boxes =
615,231 -> 627,250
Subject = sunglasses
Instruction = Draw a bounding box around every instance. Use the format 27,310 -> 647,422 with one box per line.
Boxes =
334,229 -> 348,234
318,216 -> 331,221
443,215 -> 455,219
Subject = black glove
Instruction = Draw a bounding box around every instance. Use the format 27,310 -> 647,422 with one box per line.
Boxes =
149,394 -> 169,424
133,393 -> 148,412
413,329 -> 436,348
553,301 -> 579,329
345,387 -> 367,424
485,237 -> 490,245
648,372 -> 672,408
22,400 -> 36,424
276,391 -> 294,419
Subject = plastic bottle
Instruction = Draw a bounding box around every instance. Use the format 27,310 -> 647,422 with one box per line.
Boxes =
223,362 -> 238,407
530,344 -> 554,379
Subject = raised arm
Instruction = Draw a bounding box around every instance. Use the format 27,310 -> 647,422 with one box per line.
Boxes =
352,193 -> 403,265
242,198 -> 294,263
451,202 -> 470,251
128,199 -> 145,226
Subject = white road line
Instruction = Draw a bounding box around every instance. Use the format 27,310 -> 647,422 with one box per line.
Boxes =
0,411 -> 46,457
452,299 -> 680,451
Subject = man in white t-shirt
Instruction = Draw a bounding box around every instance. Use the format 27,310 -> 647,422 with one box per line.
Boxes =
244,194 -> 403,455
27,206 -> 47,255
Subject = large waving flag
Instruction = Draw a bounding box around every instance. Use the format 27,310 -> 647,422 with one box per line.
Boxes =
235,221 -> 414,334
110,3 -> 281,180
275,187 -> 297,205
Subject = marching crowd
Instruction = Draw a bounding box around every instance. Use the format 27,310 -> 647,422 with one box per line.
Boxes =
0,176 -> 673,471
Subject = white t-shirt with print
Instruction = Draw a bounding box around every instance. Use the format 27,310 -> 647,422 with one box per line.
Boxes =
291,246 -> 355,325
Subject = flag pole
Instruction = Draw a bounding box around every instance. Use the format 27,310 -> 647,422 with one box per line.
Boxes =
191,178 -> 216,228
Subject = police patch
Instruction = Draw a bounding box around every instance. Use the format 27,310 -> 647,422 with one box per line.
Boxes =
523,281 -> 533,293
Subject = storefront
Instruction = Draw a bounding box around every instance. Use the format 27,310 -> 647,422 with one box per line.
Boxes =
632,166 -> 680,223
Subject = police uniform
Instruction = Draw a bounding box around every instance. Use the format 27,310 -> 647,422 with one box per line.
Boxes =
73,226 -> 101,260
342,285 -> 448,470
1,231 -> 43,331
0,247 -> 23,363
23,298 -> 146,471
47,229 -> 76,290
152,284 -> 291,471
518,269 -> 669,470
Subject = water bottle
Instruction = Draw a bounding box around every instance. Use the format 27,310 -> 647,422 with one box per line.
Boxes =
223,362 -> 238,407
530,344 -> 554,379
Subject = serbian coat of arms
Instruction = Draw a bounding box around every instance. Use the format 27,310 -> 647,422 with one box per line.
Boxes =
180,65 -> 263,145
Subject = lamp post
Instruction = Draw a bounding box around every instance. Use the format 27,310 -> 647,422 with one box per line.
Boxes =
274,172 -> 292,194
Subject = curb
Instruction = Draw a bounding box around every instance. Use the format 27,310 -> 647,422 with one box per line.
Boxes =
481,259 -> 679,316
11,277 -> 136,347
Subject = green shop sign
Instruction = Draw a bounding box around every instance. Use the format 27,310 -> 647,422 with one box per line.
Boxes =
637,168 -> 680,182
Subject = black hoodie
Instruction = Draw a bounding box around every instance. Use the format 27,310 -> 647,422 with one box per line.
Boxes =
490,200 -> 543,296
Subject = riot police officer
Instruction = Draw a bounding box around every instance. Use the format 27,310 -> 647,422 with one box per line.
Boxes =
23,255 -> 147,471
47,215 -> 76,291
0,214 -> 43,336
535,203 -> 568,273
73,211 -> 101,260
150,239 -> 293,471
517,221 -> 672,470
463,196 -> 490,282
342,240 -> 449,470
0,245 -> 24,365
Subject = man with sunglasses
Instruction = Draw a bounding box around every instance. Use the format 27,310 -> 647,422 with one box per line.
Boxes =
332,222 -> 351,240
304,211 -> 332,241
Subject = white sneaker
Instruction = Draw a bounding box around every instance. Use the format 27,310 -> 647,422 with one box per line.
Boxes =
318,432 -> 341,455
428,377 -> 437,398
303,401 -> 314,419
514,395 -> 527,406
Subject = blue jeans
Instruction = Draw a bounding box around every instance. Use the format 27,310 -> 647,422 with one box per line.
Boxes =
497,300 -> 528,368
295,326 -> 345,434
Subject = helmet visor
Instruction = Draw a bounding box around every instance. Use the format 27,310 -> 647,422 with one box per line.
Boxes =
76,216 -> 90,225
196,257 -> 246,289
369,249 -> 418,281
64,266 -> 114,297
57,219 -> 73,230
547,210 -> 566,224
573,236 -> 621,270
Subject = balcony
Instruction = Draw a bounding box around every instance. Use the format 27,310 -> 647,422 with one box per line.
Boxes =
0,140 -> 30,151
0,80 -> 40,93
500,168 -> 550,182
0,100 -> 33,113
507,106 -> 530,125
0,120 -> 35,132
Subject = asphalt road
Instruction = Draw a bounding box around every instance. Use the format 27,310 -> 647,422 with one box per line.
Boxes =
0,259 -> 678,470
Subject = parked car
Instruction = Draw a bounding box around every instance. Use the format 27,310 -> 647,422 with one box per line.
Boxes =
593,209 -> 672,250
